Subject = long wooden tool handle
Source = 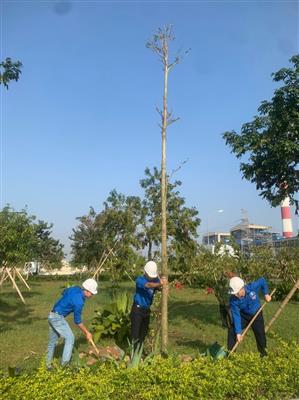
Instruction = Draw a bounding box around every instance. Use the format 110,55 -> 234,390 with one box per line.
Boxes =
229,288 -> 276,356
89,338 -> 100,355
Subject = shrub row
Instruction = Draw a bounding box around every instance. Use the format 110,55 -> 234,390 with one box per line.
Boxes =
1,341 -> 299,400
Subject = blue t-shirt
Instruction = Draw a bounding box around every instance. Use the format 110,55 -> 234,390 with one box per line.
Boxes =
133,275 -> 160,309
52,286 -> 86,324
230,278 -> 269,334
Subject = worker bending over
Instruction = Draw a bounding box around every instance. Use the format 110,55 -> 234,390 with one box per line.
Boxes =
228,276 -> 271,357
47,278 -> 98,368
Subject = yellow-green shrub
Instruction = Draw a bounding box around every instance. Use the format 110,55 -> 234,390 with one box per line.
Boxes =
1,342 -> 299,400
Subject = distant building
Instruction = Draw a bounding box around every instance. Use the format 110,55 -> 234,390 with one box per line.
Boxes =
202,218 -> 298,254
273,236 -> 299,250
230,222 -> 276,247
40,260 -> 87,276
202,232 -> 231,245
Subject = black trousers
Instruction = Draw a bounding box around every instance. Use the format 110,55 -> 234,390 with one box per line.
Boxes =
227,311 -> 267,356
219,304 -> 232,329
130,303 -> 151,349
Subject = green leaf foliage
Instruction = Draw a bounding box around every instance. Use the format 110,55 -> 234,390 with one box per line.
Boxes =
0,58 -> 22,89
92,291 -> 132,346
70,167 -> 201,276
223,54 -> 299,206
0,205 -> 64,268
176,244 -> 299,306
1,342 -> 299,399
70,194 -> 146,278
140,167 -> 201,266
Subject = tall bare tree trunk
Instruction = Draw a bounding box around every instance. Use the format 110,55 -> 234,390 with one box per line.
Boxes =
161,41 -> 169,354
146,25 -> 187,354
148,241 -> 152,261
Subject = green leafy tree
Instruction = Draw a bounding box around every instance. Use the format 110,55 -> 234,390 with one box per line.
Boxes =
32,220 -> 64,269
0,58 -> 22,89
223,55 -> 299,206
139,167 -> 200,270
69,207 -> 101,268
99,191 -> 145,280
168,185 -> 201,274
70,191 -> 145,278
71,170 -> 200,280
180,244 -> 298,298
0,206 -> 35,267
180,248 -> 238,287
0,206 -> 64,268
241,245 -> 299,283
138,167 -> 163,260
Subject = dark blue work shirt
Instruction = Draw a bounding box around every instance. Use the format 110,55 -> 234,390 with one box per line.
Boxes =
230,278 -> 269,334
52,286 -> 85,324
133,275 -> 160,309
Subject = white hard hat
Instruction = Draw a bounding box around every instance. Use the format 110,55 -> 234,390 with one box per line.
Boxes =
229,277 -> 245,295
144,261 -> 158,278
82,278 -> 98,295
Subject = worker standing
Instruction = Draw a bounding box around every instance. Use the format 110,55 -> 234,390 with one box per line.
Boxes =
46,278 -> 98,369
131,261 -> 167,350
227,276 -> 272,356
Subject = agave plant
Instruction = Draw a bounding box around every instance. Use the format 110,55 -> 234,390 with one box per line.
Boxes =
92,291 -> 132,347
127,341 -> 144,369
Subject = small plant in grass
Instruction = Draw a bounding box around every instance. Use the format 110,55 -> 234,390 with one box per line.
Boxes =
92,290 -> 132,347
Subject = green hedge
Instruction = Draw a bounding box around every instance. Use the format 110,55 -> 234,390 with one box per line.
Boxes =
1,342 -> 299,400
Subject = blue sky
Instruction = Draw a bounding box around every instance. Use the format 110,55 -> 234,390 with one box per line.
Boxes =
1,0 -> 298,257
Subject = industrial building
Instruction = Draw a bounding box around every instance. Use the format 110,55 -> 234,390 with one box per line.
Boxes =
202,200 -> 298,251
230,222 -> 279,247
202,232 -> 231,246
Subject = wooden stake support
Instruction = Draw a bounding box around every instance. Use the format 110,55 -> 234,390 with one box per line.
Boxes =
0,266 -> 31,304
92,243 -> 118,280
265,279 -> 299,333
229,288 -> 276,356
0,266 -> 9,286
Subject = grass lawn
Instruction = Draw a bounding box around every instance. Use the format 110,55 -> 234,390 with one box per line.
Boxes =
0,277 -> 298,372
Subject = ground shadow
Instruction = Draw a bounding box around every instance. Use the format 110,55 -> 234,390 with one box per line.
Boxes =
0,289 -> 42,300
0,294 -> 44,333
173,338 -> 212,354
169,300 -> 222,327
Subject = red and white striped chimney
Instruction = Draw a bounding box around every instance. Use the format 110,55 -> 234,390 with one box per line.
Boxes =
280,196 -> 293,238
